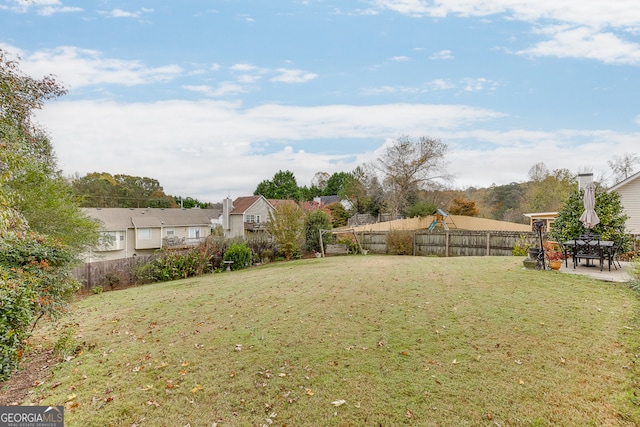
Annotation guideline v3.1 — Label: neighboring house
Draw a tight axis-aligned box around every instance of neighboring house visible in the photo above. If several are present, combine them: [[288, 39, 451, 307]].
[[523, 212, 558, 232], [84, 207, 221, 261], [222, 195, 276, 238], [313, 195, 354, 211], [609, 170, 640, 235]]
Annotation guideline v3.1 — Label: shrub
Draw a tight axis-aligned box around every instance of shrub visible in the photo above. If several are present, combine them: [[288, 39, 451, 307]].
[[336, 235, 357, 254], [245, 234, 275, 264], [387, 230, 414, 255], [223, 243, 252, 271], [53, 324, 78, 360], [0, 274, 36, 380], [304, 210, 333, 252], [512, 234, 532, 256], [0, 231, 80, 381]]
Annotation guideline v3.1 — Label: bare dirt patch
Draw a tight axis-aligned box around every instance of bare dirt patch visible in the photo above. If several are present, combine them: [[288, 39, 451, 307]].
[[0, 349, 56, 406]]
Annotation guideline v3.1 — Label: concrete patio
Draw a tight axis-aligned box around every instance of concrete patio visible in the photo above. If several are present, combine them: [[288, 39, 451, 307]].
[[554, 260, 635, 283]]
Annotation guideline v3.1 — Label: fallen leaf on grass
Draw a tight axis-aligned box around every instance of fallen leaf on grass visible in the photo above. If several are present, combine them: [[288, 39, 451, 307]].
[[139, 384, 154, 391], [191, 384, 203, 393], [146, 400, 160, 407], [406, 409, 414, 418], [518, 378, 525, 385], [305, 388, 314, 396], [332, 399, 346, 407]]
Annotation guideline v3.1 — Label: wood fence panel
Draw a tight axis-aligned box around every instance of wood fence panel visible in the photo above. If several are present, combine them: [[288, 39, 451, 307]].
[[361, 230, 537, 258], [73, 256, 153, 292], [357, 231, 388, 254]]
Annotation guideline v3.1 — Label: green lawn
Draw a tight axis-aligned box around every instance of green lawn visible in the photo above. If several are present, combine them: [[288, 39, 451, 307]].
[[20, 256, 640, 426]]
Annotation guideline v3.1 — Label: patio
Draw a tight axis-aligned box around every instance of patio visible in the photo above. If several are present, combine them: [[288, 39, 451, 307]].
[[554, 260, 635, 283]]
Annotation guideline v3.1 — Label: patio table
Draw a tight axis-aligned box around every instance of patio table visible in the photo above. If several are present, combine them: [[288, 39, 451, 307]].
[[563, 239, 614, 271]]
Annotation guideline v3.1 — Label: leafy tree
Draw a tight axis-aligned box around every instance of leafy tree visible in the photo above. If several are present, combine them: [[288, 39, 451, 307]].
[[550, 188, 629, 249], [485, 182, 526, 223], [373, 135, 449, 216], [345, 166, 385, 216], [72, 172, 176, 208], [521, 167, 576, 214], [1, 49, 93, 379], [326, 202, 350, 227], [298, 184, 323, 202], [255, 170, 300, 200], [406, 200, 437, 218], [448, 198, 479, 216], [324, 172, 352, 196], [70, 172, 121, 207], [304, 209, 332, 252], [267, 202, 305, 260]]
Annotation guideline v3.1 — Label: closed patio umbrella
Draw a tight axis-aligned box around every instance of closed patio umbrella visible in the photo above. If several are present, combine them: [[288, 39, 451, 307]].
[[579, 182, 600, 230]]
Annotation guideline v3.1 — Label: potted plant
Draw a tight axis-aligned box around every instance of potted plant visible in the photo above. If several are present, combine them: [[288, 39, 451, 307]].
[[543, 240, 564, 271]]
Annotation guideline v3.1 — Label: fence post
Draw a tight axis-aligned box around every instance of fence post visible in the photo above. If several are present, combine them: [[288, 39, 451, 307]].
[[87, 262, 92, 291], [486, 232, 491, 256], [445, 231, 450, 257]]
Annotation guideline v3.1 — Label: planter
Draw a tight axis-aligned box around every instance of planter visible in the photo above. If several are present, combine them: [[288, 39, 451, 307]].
[[522, 257, 537, 269], [549, 260, 562, 271], [528, 248, 541, 259]]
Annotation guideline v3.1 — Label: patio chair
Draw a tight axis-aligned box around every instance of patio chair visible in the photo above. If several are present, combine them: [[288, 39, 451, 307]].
[[573, 233, 604, 271], [610, 239, 624, 270]]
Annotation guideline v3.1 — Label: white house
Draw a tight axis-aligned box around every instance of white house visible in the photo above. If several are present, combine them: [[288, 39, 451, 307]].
[[83, 207, 221, 261], [221, 195, 276, 238], [609, 170, 640, 235]]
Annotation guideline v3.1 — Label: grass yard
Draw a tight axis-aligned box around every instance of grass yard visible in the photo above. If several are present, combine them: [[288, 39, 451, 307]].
[[13, 256, 640, 426]]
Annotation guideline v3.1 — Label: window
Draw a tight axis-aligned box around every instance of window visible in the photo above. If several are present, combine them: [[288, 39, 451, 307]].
[[189, 227, 201, 239], [100, 231, 125, 250], [245, 214, 261, 223], [166, 227, 175, 236], [137, 228, 152, 240]]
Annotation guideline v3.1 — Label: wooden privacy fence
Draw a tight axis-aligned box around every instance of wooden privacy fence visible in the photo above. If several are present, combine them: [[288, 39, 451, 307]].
[[73, 256, 153, 292], [358, 230, 538, 257]]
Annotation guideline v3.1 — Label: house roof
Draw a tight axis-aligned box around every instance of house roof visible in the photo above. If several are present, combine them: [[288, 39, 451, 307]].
[[523, 212, 558, 218], [230, 195, 282, 214], [609, 170, 640, 192], [83, 208, 221, 230], [230, 196, 261, 214]]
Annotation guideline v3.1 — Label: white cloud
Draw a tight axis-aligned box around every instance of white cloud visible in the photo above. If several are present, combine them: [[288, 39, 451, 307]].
[[270, 68, 318, 83], [14, 46, 182, 88], [390, 55, 410, 61], [38, 5, 82, 16], [372, 0, 640, 64], [462, 77, 498, 92], [230, 63, 261, 72], [34, 100, 503, 201], [182, 82, 248, 97], [428, 79, 455, 90], [102, 8, 154, 19], [518, 26, 640, 64], [2, 0, 81, 15], [430, 50, 454, 60]]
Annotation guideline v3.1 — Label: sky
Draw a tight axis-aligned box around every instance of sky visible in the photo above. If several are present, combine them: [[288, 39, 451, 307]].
[[2, 0, 640, 203]]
